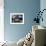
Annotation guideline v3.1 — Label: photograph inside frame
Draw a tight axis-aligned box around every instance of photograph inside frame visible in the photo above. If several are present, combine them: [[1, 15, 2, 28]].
[[10, 13, 24, 24]]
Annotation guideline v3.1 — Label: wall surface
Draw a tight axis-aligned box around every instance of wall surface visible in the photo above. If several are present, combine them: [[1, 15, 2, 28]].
[[40, 0, 46, 27], [4, 0, 40, 42], [0, 0, 4, 42]]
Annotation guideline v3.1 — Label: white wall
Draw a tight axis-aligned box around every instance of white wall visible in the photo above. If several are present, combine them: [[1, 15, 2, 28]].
[[0, 0, 4, 42], [40, 0, 46, 27]]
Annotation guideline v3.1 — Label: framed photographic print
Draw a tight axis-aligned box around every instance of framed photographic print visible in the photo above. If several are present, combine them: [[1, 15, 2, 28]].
[[10, 13, 24, 24]]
